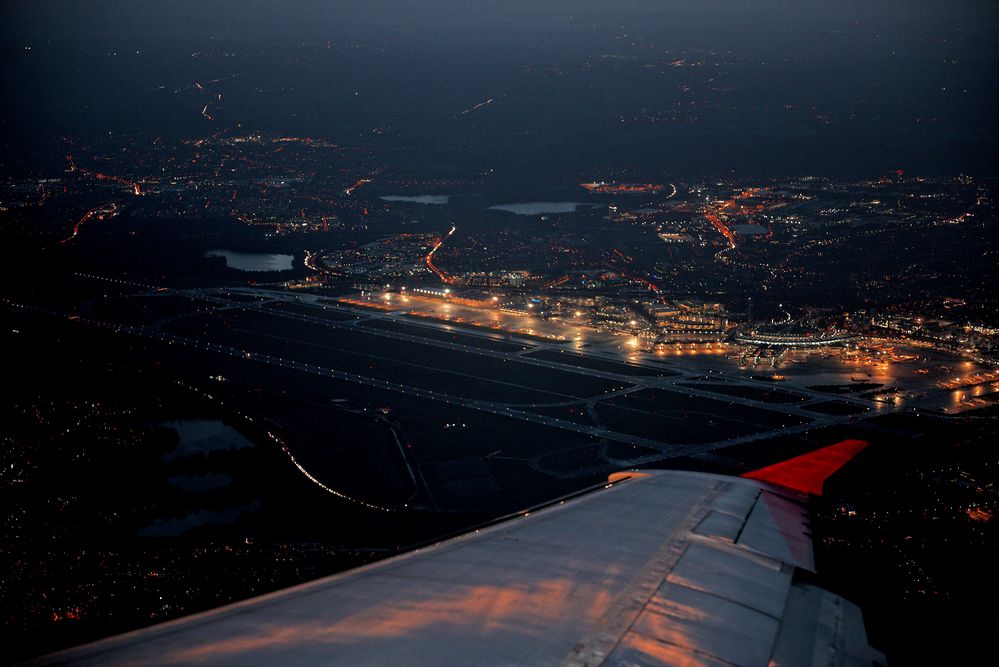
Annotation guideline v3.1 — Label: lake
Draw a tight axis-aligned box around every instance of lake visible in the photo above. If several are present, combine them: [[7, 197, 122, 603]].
[[168, 473, 233, 493], [205, 250, 295, 271], [380, 195, 450, 205], [161, 420, 257, 461], [488, 202, 592, 215], [138, 501, 262, 537]]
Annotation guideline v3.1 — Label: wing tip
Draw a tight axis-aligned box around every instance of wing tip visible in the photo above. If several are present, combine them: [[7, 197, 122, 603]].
[[740, 439, 869, 496]]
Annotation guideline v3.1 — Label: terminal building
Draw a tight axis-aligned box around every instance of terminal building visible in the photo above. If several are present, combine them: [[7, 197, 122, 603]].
[[645, 300, 730, 343], [735, 322, 855, 348]]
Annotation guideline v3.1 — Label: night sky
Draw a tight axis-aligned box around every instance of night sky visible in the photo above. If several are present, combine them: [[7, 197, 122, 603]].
[[2, 1, 997, 177]]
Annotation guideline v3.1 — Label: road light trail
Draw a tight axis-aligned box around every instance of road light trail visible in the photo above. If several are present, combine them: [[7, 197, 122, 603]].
[[60, 208, 100, 245], [66, 154, 143, 195], [59, 204, 120, 245], [426, 225, 456, 284], [461, 97, 494, 114], [344, 177, 373, 195], [705, 211, 736, 246]]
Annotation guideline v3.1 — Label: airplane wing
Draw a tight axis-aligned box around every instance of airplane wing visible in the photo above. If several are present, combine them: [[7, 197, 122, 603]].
[[37, 442, 883, 666]]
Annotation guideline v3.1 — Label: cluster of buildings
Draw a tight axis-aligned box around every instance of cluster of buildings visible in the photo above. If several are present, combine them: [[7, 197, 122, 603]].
[[377, 284, 733, 345], [643, 301, 730, 342], [865, 313, 999, 359], [735, 322, 855, 348], [318, 234, 437, 280]]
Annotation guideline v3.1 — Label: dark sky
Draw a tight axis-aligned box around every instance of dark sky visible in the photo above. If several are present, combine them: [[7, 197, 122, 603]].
[[2, 1, 996, 177], [0, 2, 992, 53], [3, 1, 996, 41]]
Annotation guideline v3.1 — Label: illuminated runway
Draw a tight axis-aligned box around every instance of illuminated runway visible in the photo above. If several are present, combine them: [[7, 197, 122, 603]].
[[6, 282, 961, 491], [114, 287, 890, 458], [181, 287, 872, 419], [42, 280, 969, 473]]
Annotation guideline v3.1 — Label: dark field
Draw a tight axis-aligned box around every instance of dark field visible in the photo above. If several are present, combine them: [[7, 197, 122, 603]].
[[359, 317, 531, 353], [402, 313, 569, 344], [803, 401, 871, 416], [525, 349, 678, 377], [263, 300, 363, 322], [89, 295, 214, 327], [215, 292, 270, 303], [596, 388, 812, 444], [603, 442, 663, 461], [534, 443, 616, 477], [159, 309, 629, 404], [142, 337, 594, 457], [525, 404, 599, 427], [676, 382, 810, 404], [809, 382, 883, 394]]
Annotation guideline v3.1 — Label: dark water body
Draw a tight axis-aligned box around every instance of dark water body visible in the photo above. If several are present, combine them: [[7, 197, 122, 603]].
[[380, 195, 450, 205], [138, 501, 261, 537], [161, 420, 256, 461], [488, 202, 594, 215], [204, 250, 294, 272], [168, 473, 233, 493]]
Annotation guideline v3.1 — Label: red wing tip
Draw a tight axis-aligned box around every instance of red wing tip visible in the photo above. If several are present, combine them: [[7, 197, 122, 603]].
[[741, 439, 869, 496]]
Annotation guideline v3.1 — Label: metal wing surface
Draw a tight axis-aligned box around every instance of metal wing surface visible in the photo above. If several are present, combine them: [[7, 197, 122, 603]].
[[37, 466, 883, 666]]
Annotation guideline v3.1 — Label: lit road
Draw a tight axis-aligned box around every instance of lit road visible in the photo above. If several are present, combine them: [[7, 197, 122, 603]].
[[425, 224, 456, 283]]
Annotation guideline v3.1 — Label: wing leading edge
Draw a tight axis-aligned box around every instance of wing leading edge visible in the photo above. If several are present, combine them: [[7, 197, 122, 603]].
[[36, 467, 882, 666]]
